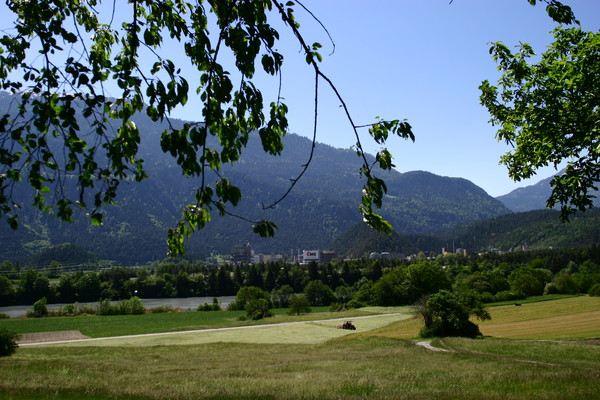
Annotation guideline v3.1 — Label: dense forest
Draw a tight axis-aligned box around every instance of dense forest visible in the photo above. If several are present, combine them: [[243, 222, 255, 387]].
[[2, 246, 599, 310]]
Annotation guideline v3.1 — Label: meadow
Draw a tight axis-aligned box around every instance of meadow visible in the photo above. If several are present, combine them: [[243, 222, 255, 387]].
[[0, 297, 598, 399]]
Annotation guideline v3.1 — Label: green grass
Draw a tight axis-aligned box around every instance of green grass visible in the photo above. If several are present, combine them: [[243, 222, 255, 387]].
[[0, 307, 381, 338], [478, 295, 600, 339], [1, 336, 599, 400], [0, 297, 599, 399]]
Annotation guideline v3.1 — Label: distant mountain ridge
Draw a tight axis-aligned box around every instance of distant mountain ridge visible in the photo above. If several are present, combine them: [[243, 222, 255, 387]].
[[441, 208, 600, 252], [0, 94, 511, 264], [497, 169, 600, 212]]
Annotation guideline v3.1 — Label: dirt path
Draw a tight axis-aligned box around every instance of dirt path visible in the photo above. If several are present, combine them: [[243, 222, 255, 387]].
[[415, 340, 454, 352]]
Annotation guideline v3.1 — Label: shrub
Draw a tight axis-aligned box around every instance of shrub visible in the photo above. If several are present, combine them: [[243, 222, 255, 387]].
[[31, 297, 48, 318], [197, 298, 221, 311], [544, 282, 559, 295], [97, 299, 118, 315], [493, 290, 525, 302], [197, 302, 220, 311], [0, 327, 19, 357], [589, 283, 600, 297], [245, 298, 273, 320], [0, 313, 9, 319], [119, 297, 145, 315], [148, 305, 176, 313], [229, 286, 271, 310], [62, 304, 76, 315], [345, 299, 365, 309], [98, 297, 145, 315]]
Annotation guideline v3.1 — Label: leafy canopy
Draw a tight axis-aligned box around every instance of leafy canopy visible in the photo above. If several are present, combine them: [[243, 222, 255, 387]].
[[480, 26, 599, 220], [0, 0, 413, 256]]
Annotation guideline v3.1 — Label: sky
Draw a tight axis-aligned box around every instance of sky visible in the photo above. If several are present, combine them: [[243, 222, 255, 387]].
[[163, 0, 599, 198], [2, 0, 599, 198]]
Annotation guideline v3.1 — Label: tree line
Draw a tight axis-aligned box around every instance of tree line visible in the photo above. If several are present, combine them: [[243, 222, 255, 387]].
[[1, 245, 599, 308]]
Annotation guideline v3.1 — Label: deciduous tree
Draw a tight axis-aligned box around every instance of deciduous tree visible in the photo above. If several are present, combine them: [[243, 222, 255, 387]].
[[480, 26, 599, 219]]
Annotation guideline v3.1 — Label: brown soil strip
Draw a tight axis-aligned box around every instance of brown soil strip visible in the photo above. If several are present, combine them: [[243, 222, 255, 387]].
[[18, 330, 90, 344]]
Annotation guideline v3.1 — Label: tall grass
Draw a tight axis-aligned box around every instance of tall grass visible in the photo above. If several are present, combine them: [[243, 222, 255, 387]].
[[1, 337, 598, 399], [0, 297, 598, 399]]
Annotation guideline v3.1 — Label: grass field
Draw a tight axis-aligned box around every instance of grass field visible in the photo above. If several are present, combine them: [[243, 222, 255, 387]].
[[0, 306, 402, 338], [0, 297, 598, 399]]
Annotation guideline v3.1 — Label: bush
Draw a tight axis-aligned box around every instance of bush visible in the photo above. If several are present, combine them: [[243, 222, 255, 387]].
[[197, 302, 220, 311], [31, 297, 48, 318], [544, 282, 559, 295], [119, 297, 145, 315], [0, 313, 9, 319], [229, 286, 271, 310], [62, 304, 76, 315], [97, 297, 145, 315], [0, 327, 19, 357], [493, 290, 525, 302], [97, 299, 118, 315], [589, 283, 600, 297], [197, 298, 221, 311], [345, 299, 365, 309], [245, 298, 273, 320]]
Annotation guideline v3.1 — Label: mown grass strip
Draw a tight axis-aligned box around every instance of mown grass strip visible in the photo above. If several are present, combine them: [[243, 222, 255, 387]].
[[0, 306, 383, 338], [51, 314, 411, 347]]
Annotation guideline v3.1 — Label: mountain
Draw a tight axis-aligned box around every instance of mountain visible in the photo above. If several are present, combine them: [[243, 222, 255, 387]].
[[326, 222, 421, 258], [441, 208, 600, 252], [0, 94, 511, 264], [497, 169, 600, 212]]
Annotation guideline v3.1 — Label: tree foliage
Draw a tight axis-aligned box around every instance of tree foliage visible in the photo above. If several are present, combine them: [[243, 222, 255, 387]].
[[418, 290, 490, 339], [287, 294, 311, 316], [480, 26, 599, 220], [0, 0, 413, 256], [0, 327, 19, 357]]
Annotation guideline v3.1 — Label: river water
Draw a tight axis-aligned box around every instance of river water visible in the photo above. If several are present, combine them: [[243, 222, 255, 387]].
[[0, 296, 236, 318]]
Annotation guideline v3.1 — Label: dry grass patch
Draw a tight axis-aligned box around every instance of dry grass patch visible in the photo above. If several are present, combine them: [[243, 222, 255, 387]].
[[479, 296, 600, 339], [45, 314, 411, 347]]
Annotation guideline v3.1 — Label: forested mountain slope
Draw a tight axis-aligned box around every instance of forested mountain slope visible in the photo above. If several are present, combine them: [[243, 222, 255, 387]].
[[442, 208, 600, 252], [497, 169, 600, 212], [0, 94, 511, 264]]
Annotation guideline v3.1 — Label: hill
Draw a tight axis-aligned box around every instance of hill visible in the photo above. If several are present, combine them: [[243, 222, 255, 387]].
[[442, 208, 600, 252], [326, 222, 421, 258], [0, 94, 511, 264], [497, 169, 600, 212]]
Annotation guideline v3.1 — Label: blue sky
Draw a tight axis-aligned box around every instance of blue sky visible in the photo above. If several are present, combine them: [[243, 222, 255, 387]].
[[172, 0, 600, 198]]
